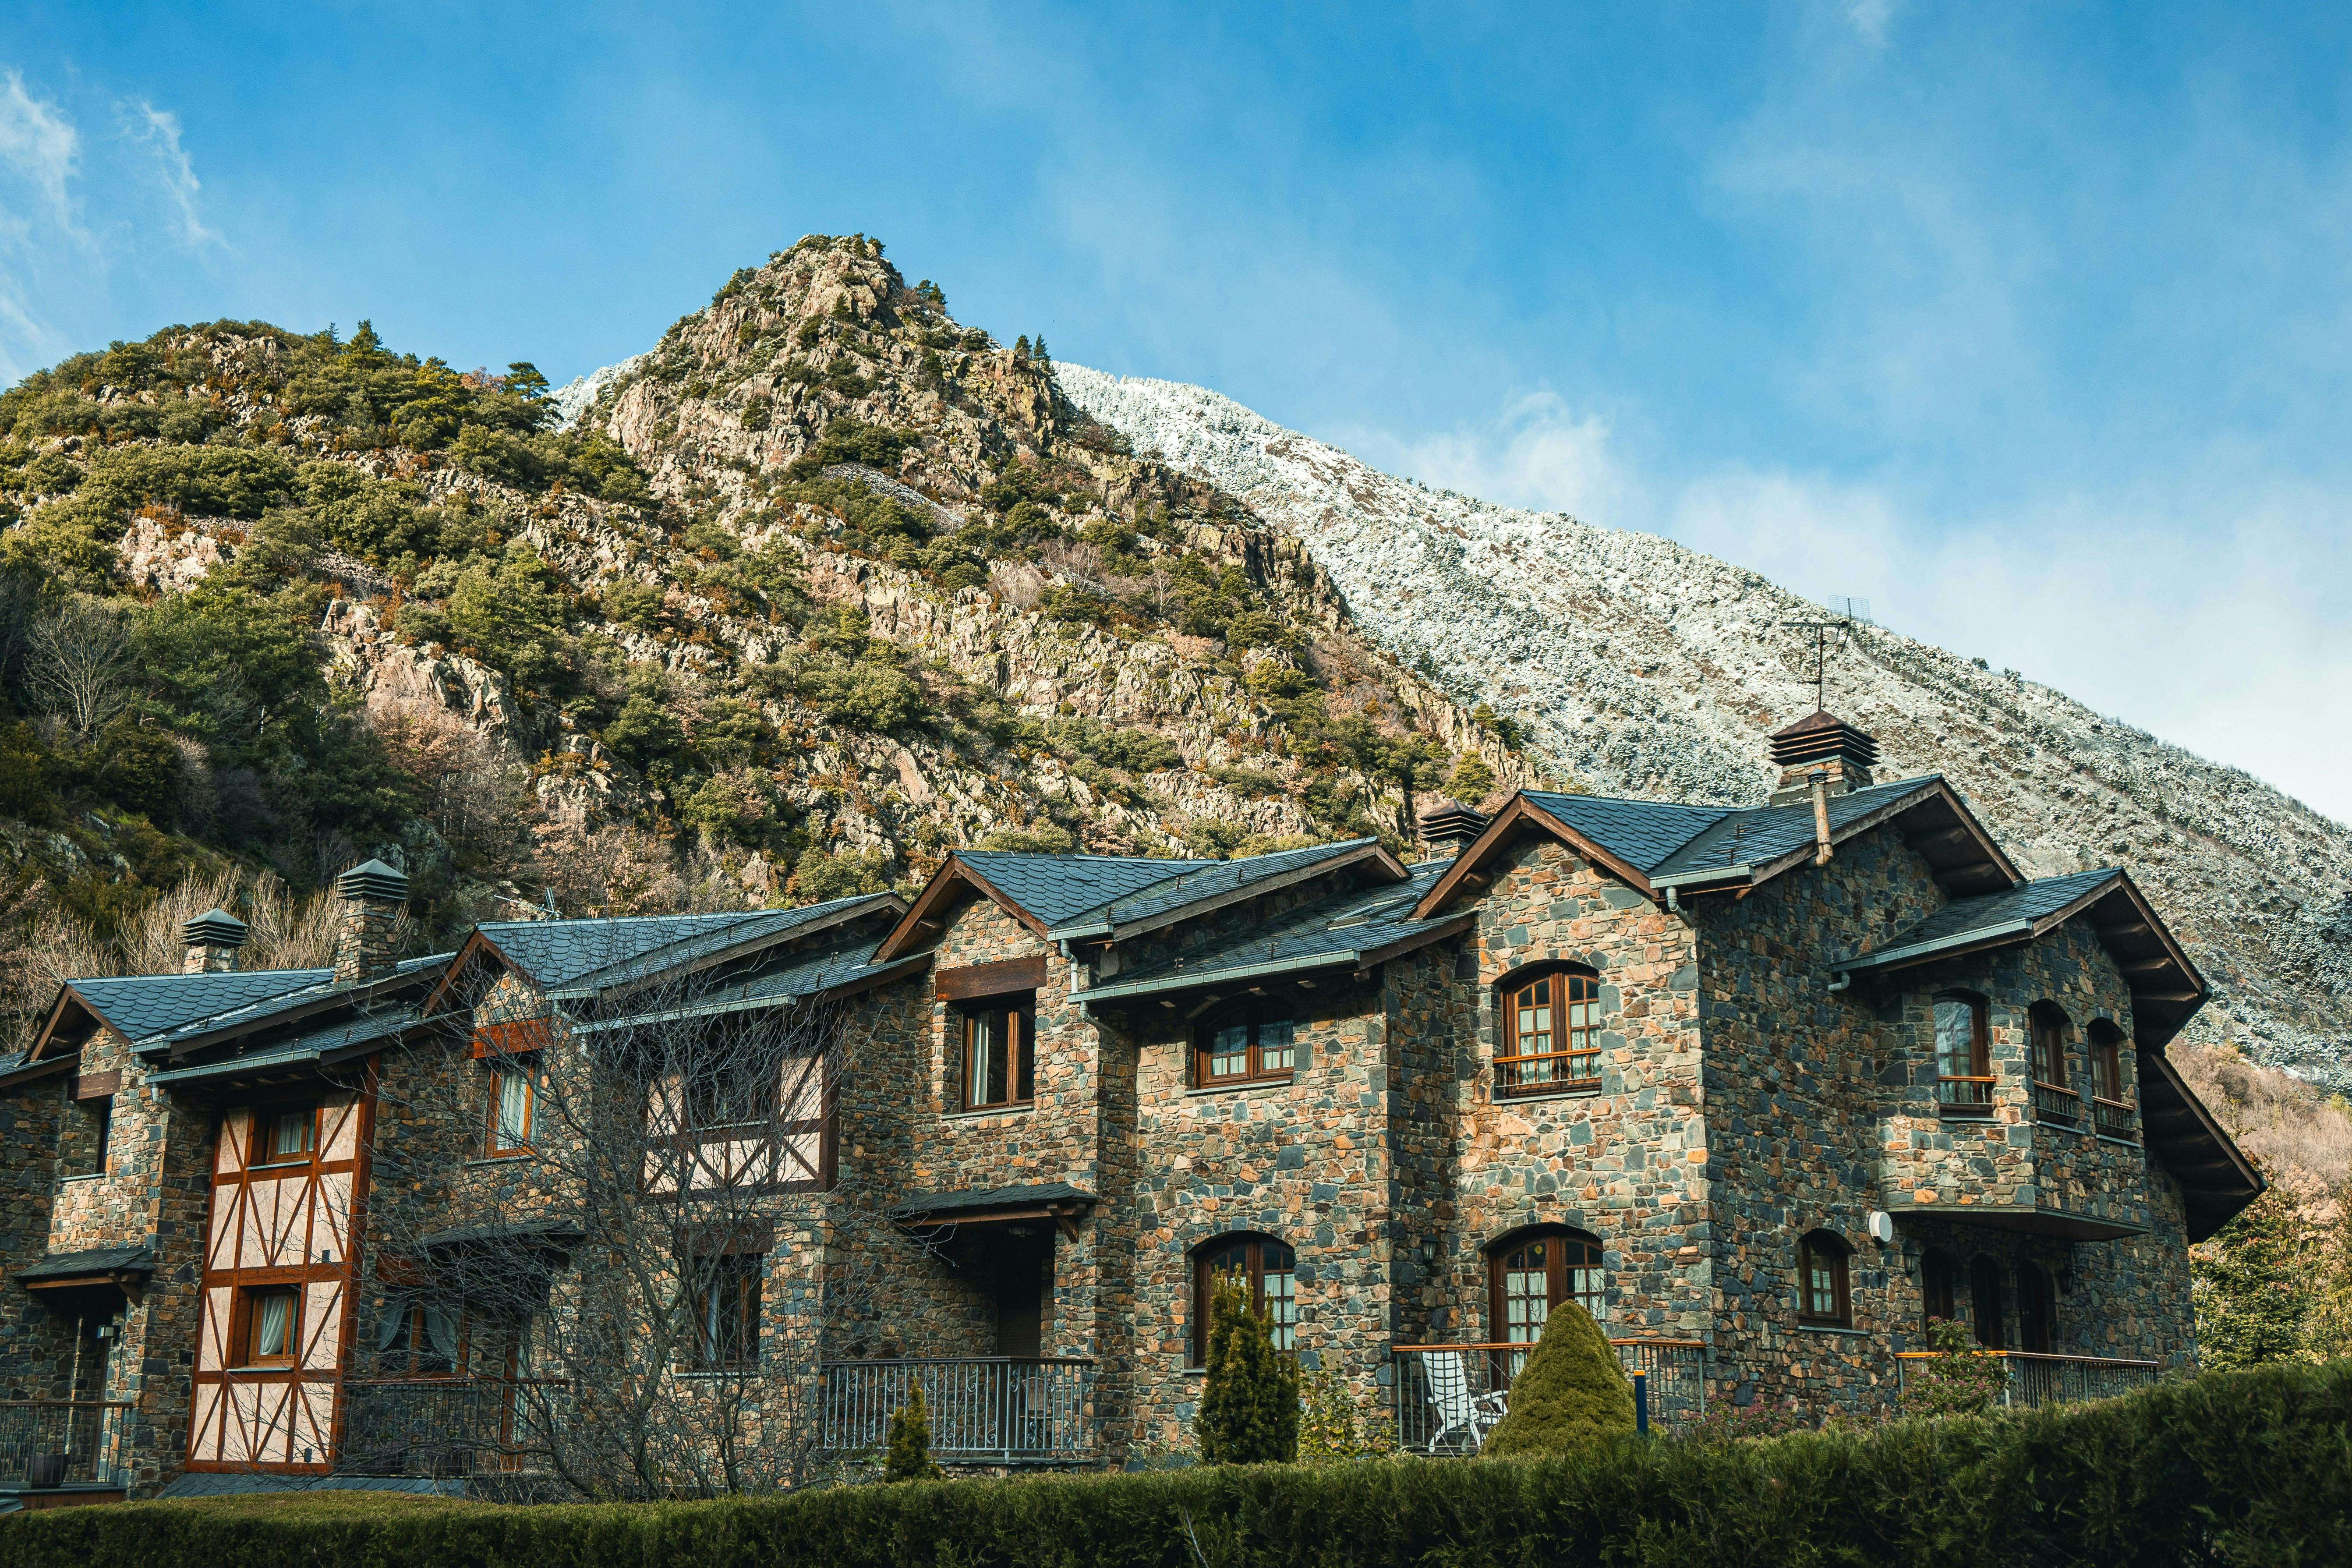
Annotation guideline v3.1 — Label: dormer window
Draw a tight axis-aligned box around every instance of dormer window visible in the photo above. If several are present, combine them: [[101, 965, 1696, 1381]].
[[1496, 966, 1601, 1096], [1194, 1006, 1296, 1088], [962, 998, 1036, 1111], [1932, 995, 1992, 1118]]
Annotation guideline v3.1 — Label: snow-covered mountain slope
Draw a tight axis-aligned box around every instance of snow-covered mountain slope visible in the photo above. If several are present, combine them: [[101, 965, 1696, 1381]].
[[1056, 364, 2352, 1083]]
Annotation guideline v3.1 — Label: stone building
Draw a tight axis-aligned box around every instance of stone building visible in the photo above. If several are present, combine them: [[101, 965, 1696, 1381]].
[[0, 715, 2260, 1500]]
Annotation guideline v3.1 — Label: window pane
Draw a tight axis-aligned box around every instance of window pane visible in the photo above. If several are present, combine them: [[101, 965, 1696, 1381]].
[[1256, 1019, 1295, 1074], [1503, 1241, 1548, 1342], [1210, 1022, 1250, 1079], [1015, 1011, 1035, 1101], [497, 1072, 531, 1147], [272, 1109, 312, 1159], [1263, 1254, 1296, 1352], [1513, 979, 1553, 1055], [254, 1293, 293, 1359]]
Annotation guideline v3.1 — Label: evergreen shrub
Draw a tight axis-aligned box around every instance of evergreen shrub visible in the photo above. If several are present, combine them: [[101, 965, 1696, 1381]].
[[1196, 1278, 1299, 1464], [1482, 1301, 1634, 1457]]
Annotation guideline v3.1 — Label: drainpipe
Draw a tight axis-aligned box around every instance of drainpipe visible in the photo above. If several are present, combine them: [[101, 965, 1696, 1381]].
[[1809, 769, 1833, 866]]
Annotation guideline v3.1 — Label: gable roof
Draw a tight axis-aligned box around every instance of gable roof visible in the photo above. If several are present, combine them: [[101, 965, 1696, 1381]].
[[1415, 777, 2021, 919], [32, 953, 450, 1065], [1076, 861, 1467, 1005], [2140, 1050, 2266, 1243], [566, 938, 928, 1036], [1047, 838, 1397, 941], [877, 849, 1212, 959]]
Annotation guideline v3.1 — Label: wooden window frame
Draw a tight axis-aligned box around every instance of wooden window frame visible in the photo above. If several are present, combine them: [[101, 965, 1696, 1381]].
[[2088, 1021, 2133, 1139], [1494, 966, 1602, 1097], [1921, 1248, 1957, 1326], [253, 1101, 319, 1168], [486, 1058, 536, 1157], [1932, 993, 1993, 1118], [1486, 1226, 1607, 1344], [1796, 1231, 1853, 1328], [241, 1285, 302, 1367], [689, 1253, 764, 1372], [2029, 1002, 2080, 1126], [960, 996, 1037, 1111], [1190, 1233, 1297, 1365], [1969, 1255, 2006, 1349], [1192, 1006, 1298, 1090], [2017, 1262, 2053, 1355], [63, 1085, 112, 1178]]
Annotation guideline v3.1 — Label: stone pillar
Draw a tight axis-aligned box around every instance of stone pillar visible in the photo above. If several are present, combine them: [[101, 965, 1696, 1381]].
[[331, 859, 409, 985]]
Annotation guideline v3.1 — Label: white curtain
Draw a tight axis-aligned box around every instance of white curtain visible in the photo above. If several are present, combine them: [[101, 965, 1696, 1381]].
[[497, 1071, 531, 1147], [253, 1293, 293, 1358]]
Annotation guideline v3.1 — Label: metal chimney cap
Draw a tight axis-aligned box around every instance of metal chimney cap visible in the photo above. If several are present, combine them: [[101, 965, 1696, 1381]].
[[336, 858, 409, 901], [179, 908, 249, 947]]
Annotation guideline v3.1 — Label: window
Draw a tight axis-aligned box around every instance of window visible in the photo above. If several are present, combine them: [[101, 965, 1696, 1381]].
[[1193, 1006, 1297, 1088], [691, 1254, 764, 1371], [487, 1062, 534, 1156], [962, 999, 1036, 1110], [1969, 1256, 2005, 1349], [1495, 967, 1601, 1096], [2018, 1263, 2053, 1355], [64, 1087, 111, 1177], [1192, 1234, 1296, 1364], [2089, 1021, 2133, 1138], [1921, 1248, 1956, 1326], [255, 1102, 317, 1165], [1797, 1231, 1852, 1327], [1933, 994, 1992, 1117], [245, 1288, 301, 1365], [378, 1300, 460, 1377], [1488, 1227, 1606, 1359], [2030, 1003, 2079, 1126]]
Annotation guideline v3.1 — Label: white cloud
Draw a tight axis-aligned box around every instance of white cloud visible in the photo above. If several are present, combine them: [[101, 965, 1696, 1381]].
[[1842, 0, 1897, 48], [0, 69, 83, 243], [122, 100, 221, 249]]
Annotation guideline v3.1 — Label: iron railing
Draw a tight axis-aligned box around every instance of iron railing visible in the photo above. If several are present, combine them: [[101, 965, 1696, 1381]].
[[1896, 1349, 2161, 1408], [2093, 1097, 2137, 1140], [1390, 1341, 1705, 1453], [0, 1400, 131, 1488], [2033, 1082, 2082, 1127], [1937, 1075, 1995, 1117], [1495, 1049, 1602, 1097], [338, 1379, 567, 1477], [817, 1359, 1093, 1463]]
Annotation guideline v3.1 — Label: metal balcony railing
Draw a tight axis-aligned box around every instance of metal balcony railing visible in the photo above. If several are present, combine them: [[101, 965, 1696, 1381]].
[[817, 1359, 1093, 1463], [2033, 1081, 2081, 1128], [337, 1379, 568, 1477], [1896, 1349, 2161, 1408], [1390, 1341, 1705, 1454], [1937, 1075, 1996, 1117], [0, 1400, 132, 1488], [2093, 1097, 2137, 1140]]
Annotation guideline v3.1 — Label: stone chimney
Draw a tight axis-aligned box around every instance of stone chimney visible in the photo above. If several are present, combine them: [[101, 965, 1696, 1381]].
[[180, 908, 248, 974], [1416, 798, 1490, 861], [332, 859, 409, 986], [1765, 711, 1880, 806]]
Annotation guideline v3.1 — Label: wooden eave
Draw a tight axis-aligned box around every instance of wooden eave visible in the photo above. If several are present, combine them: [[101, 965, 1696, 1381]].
[[0, 1048, 79, 1091], [1099, 842, 1404, 946], [875, 854, 1049, 961], [417, 925, 513, 1017], [1411, 795, 1656, 920], [2139, 1049, 2263, 1242], [22, 985, 103, 1063], [1748, 780, 2021, 897], [162, 961, 443, 1060]]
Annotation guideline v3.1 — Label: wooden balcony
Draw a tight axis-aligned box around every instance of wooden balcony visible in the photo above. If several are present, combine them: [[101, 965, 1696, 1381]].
[[1390, 1341, 1705, 1453]]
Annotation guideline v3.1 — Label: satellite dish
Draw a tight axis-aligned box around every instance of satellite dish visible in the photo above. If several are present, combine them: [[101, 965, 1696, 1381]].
[[1867, 1211, 1896, 1244]]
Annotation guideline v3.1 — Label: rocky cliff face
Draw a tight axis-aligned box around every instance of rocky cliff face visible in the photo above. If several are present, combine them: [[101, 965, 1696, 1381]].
[[1054, 366, 2352, 1084]]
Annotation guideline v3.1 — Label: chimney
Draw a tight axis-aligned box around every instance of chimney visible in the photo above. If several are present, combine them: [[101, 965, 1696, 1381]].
[[332, 859, 409, 986], [180, 908, 248, 974], [1416, 798, 1490, 861], [1766, 711, 1880, 806]]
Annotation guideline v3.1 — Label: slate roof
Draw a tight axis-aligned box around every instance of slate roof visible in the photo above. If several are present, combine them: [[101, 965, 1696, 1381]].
[[956, 851, 1217, 928], [477, 900, 882, 996], [67, 953, 449, 1055], [1050, 838, 1378, 937], [1838, 869, 2122, 970], [888, 1182, 1096, 1219], [1080, 862, 1459, 1002], [16, 1245, 155, 1280], [567, 938, 918, 1034], [144, 1004, 428, 1086], [1523, 791, 1735, 874], [1649, 776, 1944, 880]]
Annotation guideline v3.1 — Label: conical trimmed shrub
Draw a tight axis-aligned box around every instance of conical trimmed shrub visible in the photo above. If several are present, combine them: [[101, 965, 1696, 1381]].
[[1482, 1300, 1635, 1456], [1196, 1276, 1299, 1463], [883, 1379, 940, 1481]]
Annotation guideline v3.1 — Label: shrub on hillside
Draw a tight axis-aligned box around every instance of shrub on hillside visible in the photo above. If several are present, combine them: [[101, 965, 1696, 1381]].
[[1482, 1301, 1634, 1457]]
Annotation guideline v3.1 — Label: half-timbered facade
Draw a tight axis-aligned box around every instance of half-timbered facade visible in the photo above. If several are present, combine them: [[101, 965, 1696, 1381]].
[[1, 715, 2261, 1498]]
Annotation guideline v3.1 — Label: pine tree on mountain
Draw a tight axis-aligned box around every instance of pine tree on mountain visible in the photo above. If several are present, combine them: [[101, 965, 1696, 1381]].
[[1013, 335, 1031, 362], [1033, 336, 1051, 368], [1196, 1276, 1298, 1463]]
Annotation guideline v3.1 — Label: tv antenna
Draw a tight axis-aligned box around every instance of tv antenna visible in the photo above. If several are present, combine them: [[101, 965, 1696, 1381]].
[[1780, 598, 1871, 713]]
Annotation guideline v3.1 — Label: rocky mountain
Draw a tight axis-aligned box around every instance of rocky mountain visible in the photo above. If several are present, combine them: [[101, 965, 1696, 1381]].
[[1052, 366, 2352, 1084], [0, 237, 1534, 1026]]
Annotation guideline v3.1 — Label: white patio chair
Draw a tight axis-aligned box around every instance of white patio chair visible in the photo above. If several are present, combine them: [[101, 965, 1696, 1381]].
[[1421, 1351, 1507, 1453]]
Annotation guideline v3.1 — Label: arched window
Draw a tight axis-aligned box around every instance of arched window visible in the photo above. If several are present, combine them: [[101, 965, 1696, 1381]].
[[2029, 1003, 2078, 1126], [2017, 1262, 2053, 1355], [1191, 1233, 1296, 1364], [2089, 1020, 2131, 1138], [1486, 1227, 1606, 1347], [1932, 993, 1991, 1117], [1969, 1255, 2005, 1349], [1194, 1005, 1297, 1088], [1495, 966, 1602, 1096], [1797, 1231, 1852, 1327], [1921, 1248, 1956, 1327]]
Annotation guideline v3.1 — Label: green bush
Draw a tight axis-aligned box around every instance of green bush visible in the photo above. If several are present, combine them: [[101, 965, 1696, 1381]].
[[884, 1383, 941, 1483], [1196, 1277, 1298, 1465], [1482, 1301, 1634, 1457], [3, 1363, 2348, 1567]]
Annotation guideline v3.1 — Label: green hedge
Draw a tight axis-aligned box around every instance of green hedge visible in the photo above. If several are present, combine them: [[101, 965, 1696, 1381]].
[[8, 1363, 2349, 1568]]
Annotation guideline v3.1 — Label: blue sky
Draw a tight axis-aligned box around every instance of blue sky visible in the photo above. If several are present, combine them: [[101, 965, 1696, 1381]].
[[3, 1, 2348, 819]]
